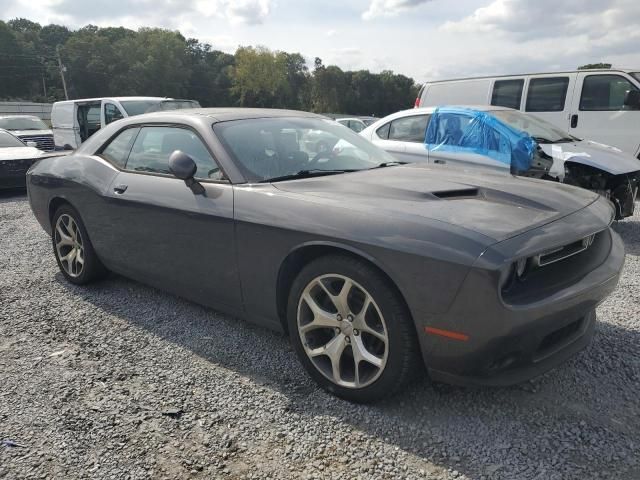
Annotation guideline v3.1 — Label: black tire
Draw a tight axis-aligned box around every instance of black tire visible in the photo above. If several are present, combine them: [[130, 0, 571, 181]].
[[51, 204, 107, 285], [287, 254, 421, 403]]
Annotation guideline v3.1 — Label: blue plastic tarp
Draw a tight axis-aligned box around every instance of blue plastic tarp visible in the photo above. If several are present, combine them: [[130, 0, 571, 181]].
[[424, 107, 537, 173]]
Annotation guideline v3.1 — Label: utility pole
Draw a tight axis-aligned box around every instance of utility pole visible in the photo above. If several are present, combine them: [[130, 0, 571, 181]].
[[56, 45, 69, 100]]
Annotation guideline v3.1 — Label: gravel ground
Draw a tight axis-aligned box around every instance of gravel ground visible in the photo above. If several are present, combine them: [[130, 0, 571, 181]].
[[1, 191, 639, 480]]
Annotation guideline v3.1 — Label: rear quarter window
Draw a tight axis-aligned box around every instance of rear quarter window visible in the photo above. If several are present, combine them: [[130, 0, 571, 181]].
[[491, 79, 524, 109]]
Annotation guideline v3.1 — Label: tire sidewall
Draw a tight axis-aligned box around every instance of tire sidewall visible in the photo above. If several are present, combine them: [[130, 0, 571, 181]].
[[287, 255, 416, 402]]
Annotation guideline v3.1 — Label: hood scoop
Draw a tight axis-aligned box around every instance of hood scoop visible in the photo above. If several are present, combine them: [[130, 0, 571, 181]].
[[431, 188, 480, 200]]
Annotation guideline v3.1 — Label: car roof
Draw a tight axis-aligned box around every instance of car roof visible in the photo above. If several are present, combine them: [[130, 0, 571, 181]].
[[139, 107, 323, 123], [53, 96, 177, 105]]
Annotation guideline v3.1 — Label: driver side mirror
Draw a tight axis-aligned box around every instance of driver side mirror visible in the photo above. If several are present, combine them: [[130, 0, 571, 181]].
[[623, 90, 640, 109], [169, 150, 204, 195]]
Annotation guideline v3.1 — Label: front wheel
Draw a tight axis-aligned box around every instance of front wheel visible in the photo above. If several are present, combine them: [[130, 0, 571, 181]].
[[52, 204, 107, 285], [287, 255, 421, 402]]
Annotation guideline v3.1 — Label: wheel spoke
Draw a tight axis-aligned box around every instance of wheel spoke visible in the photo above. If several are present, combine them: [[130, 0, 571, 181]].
[[300, 292, 340, 334], [352, 298, 387, 341], [324, 335, 347, 383], [55, 225, 74, 247], [316, 278, 353, 315], [352, 335, 383, 368]]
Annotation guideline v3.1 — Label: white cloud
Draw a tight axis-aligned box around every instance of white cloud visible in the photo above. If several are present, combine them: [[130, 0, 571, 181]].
[[326, 29, 336, 37], [362, 0, 433, 20], [195, 0, 271, 25]]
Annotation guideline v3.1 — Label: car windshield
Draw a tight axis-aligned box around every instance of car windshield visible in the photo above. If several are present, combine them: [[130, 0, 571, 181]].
[[0, 130, 25, 147], [0, 116, 48, 131], [120, 100, 199, 116], [490, 110, 576, 143], [214, 117, 399, 182]]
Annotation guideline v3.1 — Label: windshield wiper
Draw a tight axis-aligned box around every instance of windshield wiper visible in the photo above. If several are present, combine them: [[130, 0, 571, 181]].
[[370, 161, 408, 169], [260, 169, 358, 183]]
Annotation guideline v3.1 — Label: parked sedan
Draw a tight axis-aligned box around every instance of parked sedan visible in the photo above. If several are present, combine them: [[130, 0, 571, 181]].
[[0, 115, 55, 151], [0, 129, 66, 189], [27, 108, 624, 402], [361, 106, 640, 219]]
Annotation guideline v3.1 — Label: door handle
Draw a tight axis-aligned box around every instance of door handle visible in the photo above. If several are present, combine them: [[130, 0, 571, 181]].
[[433, 159, 446, 164], [570, 114, 579, 128], [113, 184, 128, 194]]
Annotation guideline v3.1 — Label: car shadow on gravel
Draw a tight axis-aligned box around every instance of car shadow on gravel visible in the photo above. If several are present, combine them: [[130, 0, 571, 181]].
[[56, 269, 640, 480], [0, 188, 27, 202], [612, 218, 640, 256]]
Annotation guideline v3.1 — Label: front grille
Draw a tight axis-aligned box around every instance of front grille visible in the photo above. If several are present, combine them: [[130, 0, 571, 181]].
[[17, 134, 54, 152]]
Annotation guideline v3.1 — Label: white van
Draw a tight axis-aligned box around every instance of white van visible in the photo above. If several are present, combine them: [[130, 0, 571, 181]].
[[51, 97, 201, 149], [416, 69, 640, 157]]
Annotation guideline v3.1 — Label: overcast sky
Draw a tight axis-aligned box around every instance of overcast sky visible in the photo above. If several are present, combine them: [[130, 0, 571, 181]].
[[2, 0, 639, 82]]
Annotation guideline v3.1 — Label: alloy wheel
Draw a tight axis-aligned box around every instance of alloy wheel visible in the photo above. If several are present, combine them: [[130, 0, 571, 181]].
[[297, 274, 389, 389], [54, 214, 84, 278]]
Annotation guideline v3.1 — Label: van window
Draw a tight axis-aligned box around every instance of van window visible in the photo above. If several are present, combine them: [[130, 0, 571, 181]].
[[104, 103, 124, 125], [98, 127, 139, 168], [579, 74, 639, 111], [491, 79, 524, 109], [126, 126, 222, 180], [525, 77, 570, 112], [388, 115, 430, 143]]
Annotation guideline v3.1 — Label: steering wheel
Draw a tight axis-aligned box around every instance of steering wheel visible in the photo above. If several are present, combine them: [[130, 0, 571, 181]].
[[308, 150, 334, 168]]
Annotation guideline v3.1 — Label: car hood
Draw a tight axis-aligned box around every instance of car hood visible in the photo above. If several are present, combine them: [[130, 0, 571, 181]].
[[0, 146, 43, 160], [274, 164, 601, 242], [541, 139, 640, 177], [11, 129, 53, 137]]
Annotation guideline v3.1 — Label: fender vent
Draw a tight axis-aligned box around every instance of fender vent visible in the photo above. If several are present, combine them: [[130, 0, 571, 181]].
[[432, 188, 479, 200]]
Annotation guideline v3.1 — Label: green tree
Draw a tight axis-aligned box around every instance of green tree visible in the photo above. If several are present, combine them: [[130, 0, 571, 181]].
[[578, 63, 612, 70]]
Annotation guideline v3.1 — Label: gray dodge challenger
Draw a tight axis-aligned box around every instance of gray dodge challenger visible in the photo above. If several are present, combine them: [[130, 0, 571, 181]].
[[26, 108, 625, 402]]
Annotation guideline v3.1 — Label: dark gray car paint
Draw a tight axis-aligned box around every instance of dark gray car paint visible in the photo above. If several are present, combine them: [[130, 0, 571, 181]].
[[27, 108, 624, 385]]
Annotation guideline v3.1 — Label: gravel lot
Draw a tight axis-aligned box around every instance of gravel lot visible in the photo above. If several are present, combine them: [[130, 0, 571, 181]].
[[1, 191, 639, 480]]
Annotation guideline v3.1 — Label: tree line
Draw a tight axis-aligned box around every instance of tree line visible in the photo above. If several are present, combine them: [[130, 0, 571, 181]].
[[0, 18, 418, 116]]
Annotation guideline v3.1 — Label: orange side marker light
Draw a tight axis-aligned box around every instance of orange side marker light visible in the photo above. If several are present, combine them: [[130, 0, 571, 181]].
[[424, 326, 469, 342]]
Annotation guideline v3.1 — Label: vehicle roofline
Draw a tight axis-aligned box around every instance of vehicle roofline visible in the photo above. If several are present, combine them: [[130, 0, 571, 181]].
[[422, 68, 639, 85]]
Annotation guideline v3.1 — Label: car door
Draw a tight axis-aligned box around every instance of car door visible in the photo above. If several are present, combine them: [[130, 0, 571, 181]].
[[101, 101, 126, 127], [100, 124, 241, 311], [426, 111, 510, 173], [372, 114, 430, 163], [570, 72, 640, 156]]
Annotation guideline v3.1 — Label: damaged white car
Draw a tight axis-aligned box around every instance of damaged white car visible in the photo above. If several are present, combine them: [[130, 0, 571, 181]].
[[361, 106, 640, 219]]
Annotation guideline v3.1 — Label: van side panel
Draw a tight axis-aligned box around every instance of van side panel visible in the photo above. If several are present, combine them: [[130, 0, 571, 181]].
[[521, 73, 577, 133], [421, 79, 491, 107]]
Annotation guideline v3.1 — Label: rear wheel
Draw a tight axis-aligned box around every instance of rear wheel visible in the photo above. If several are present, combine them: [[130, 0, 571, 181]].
[[52, 205, 107, 285], [287, 255, 421, 402]]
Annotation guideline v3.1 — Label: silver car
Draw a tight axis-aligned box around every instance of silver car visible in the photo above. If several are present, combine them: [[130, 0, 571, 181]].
[[361, 106, 640, 218]]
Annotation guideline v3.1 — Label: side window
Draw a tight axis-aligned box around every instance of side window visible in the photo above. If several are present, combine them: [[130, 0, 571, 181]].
[[580, 74, 639, 111], [376, 123, 390, 139], [491, 79, 524, 109], [432, 113, 474, 147], [525, 77, 570, 112], [388, 115, 431, 142], [98, 127, 139, 168], [126, 126, 223, 180], [350, 121, 365, 133], [104, 103, 124, 125]]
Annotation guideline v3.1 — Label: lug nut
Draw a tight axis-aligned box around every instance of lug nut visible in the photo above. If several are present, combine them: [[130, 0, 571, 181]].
[[353, 329, 359, 336], [336, 314, 342, 321], [347, 315, 353, 322], [335, 327, 341, 334], [345, 336, 351, 344]]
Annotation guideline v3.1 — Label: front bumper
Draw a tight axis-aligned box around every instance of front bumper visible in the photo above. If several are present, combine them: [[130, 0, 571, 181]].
[[0, 158, 35, 189], [418, 200, 625, 387]]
